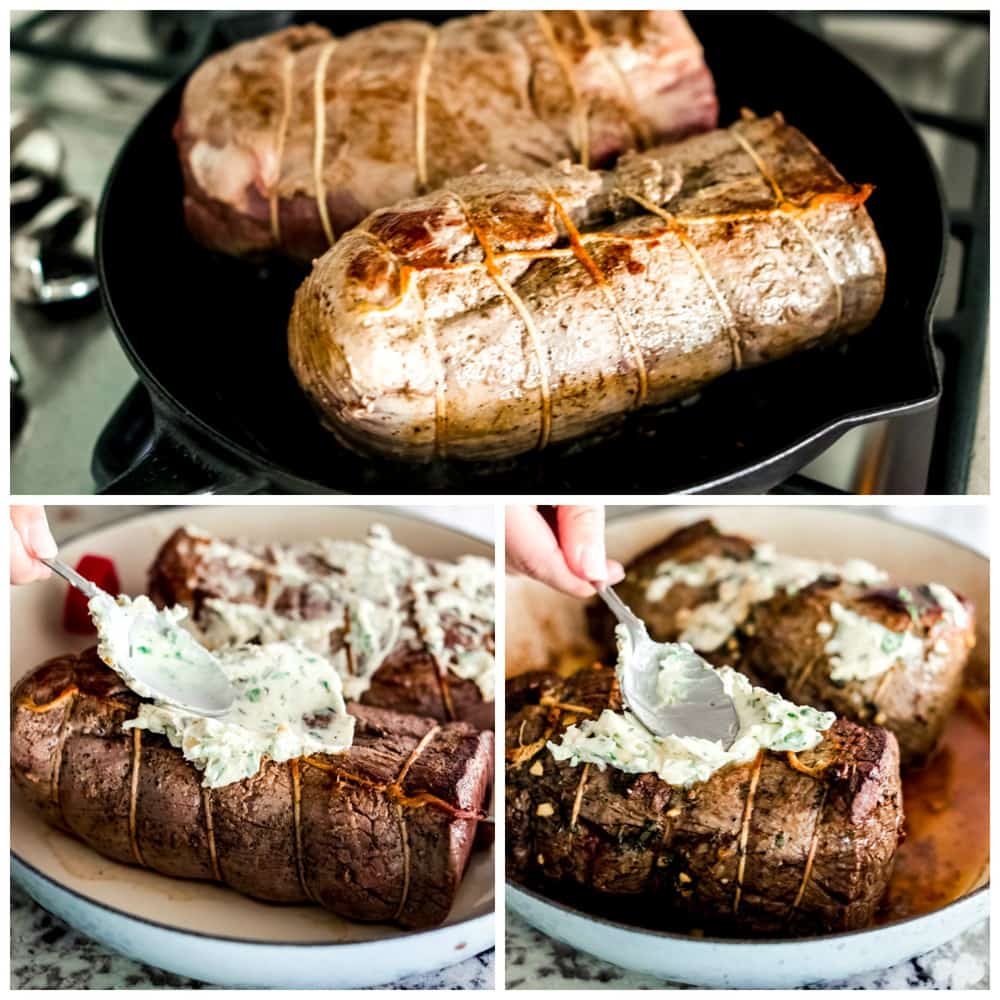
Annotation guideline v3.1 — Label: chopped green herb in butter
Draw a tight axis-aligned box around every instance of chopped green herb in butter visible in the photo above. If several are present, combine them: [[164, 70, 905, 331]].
[[187, 525, 494, 702], [125, 641, 354, 788], [549, 632, 835, 788]]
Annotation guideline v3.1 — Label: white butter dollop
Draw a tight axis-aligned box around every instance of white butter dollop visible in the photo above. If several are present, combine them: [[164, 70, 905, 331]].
[[187, 525, 495, 702], [124, 641, 354, 789], [823, 602, 925, 683], [548, 633, 835, 788], [820, 582, 969, 683]]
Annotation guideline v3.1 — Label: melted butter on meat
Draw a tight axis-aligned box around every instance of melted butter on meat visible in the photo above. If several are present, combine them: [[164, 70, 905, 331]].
[[125, 641, 354, 789], [185, 524, 495, 701], [645, 543, 886, 651]]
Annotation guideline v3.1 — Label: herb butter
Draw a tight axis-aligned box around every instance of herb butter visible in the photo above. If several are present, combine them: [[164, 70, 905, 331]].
[[125, 641, 354, 788], [89, 592, 355, 789], [187, 525, 495, 702], [549, 640, 835, 788], [646, 544, 886, 651], [819, 582, 968, 683], [823, 602, 925, 683]]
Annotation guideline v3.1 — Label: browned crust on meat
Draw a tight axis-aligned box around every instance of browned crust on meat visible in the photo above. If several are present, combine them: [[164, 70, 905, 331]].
[[147, 526, 493, 731], [588, 519, 975, 767], [13, 648, 493, 929], [288, 113, 884, 463], [505, 664, 903, 936], [175, 13, 718, 261]]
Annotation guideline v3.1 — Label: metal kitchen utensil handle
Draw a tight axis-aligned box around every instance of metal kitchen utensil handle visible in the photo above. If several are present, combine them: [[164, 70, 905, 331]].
[[42, 556, 236, 716], [595, 582, 739, 749], [41, 557, 101, 599], [596, 584, 646, 636]]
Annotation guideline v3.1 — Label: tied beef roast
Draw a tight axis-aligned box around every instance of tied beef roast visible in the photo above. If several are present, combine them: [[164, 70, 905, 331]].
[[12, 648, 493, 930], [506, 664, 904, 936], [147, 526, 494, 731], [175, 11, 717, 261], [289, 112, 886, 462], [588, 521, 975, 767]]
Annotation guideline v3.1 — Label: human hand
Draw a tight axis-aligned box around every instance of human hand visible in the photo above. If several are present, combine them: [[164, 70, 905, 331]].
[[505, 505, 624, 598], [10, 505, 57, 584]]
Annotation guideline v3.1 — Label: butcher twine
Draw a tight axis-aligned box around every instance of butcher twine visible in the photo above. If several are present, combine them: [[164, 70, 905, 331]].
[[575, 10, 651, 150], [619, 187, 744, 371], [534, 12, 590, 167], [269, 50, 295, 249], [729, 123, 846, 332], [312, 40, 340, 246], [543, 182, 650, 409], [506, 663, 830, 919], [413, 26, 438, 190], [447, 188, 555, 452]]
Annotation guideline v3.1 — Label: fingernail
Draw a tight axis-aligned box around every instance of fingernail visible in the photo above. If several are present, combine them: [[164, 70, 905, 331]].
[[580, 544, 608, 582], [607, 560, 626, 584], [28, 517, 57, 559]]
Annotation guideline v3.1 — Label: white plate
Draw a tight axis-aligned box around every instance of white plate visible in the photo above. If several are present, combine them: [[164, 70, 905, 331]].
[[11, 505, 495, 988], [506, 505, 989, 989]]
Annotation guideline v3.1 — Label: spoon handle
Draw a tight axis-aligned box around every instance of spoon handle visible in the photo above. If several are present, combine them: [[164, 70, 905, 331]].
[[595, 584, 646, 635], [41, 557, 102, 599]]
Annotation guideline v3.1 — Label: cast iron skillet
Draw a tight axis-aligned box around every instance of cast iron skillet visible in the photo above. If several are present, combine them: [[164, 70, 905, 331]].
[[94, 11, 945, 494]]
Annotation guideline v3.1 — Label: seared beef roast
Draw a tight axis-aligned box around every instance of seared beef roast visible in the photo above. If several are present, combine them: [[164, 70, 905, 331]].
[[506, 664, 903, 936], [176, 11, 717, 260], [289, 112, 886, 462], [589, 521, 974, 767], [13, 648, 493, 929], [147, 526, 494, 731]]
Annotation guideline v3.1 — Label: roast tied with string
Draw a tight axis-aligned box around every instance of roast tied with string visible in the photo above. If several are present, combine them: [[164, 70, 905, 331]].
[[12, 648, 493, 929], [175, 11, 717, 261], [587, 520, 975, 768], [288, 112, 886, 462], [147, 525, 495, 731], [506, 664, 903, 936]]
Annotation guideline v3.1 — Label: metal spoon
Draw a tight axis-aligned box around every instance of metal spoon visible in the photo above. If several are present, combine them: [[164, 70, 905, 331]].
[[596, 584, 739, 748], [42, 557, 236, 716]]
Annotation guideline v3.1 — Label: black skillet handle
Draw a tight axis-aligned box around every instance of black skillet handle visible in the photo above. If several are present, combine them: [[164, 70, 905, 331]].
[[92, 382, 265, 495]]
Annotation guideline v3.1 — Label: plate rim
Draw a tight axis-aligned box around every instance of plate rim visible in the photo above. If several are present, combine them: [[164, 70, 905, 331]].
[[505, 878, 988, 949], [13, 853, 493, 949]]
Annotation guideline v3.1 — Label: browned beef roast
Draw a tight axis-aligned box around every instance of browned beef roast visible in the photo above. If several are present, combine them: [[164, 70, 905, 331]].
[[175, 11, 717, 261], [588, 520, 975, 767], [147, 526, 494, 731], [506, 664, 903, 936], [12, 648, 493, 929], [288, 112, 886, 462]]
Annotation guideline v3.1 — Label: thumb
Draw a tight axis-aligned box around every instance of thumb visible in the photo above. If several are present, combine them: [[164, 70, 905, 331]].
[[556, 506, 609, 584], [11, 505, 57, 560]]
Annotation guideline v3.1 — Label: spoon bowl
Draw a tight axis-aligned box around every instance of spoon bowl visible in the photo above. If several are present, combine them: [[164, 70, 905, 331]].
[[125, 605, 235, 716], [42, 557, 236, 716], [596, 584, 739, 748]]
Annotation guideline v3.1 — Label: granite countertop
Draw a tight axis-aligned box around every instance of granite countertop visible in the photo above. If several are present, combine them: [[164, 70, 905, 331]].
[[506, 911, 988, 990], [11, 885, 493, 989]]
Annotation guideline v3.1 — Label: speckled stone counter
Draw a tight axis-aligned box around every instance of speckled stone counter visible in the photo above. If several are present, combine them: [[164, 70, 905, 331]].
[[506, 911, 988, 990], [11, 884, 494, 989]]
